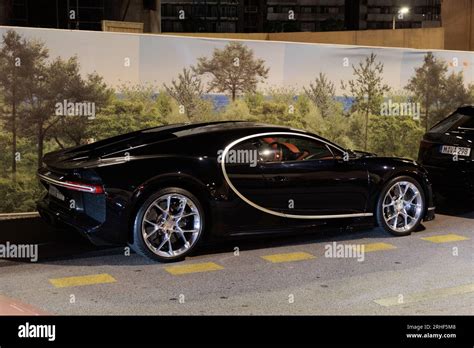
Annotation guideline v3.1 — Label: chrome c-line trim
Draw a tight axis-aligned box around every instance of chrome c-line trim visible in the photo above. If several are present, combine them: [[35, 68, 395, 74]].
[[220, 131, 373, 220]]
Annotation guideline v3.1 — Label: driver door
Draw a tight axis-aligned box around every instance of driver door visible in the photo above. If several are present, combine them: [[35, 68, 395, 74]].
[[257, 134, 369, 216]]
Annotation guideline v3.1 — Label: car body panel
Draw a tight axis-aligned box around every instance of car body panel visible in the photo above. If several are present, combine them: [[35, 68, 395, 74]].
[[418, 106, 474, 197], [37, 121, 435, 246]]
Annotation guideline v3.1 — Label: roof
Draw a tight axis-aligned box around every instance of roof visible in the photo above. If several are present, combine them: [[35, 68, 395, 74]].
[[142, 121, 295, 137], [457, 105, 474, 116]]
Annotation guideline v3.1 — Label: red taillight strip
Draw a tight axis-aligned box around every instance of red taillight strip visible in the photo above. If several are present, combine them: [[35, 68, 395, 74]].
[[37, 173, 104, 194]]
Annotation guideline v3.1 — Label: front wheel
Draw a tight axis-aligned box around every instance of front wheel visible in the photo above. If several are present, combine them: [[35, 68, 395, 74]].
[[131, 187, 204, 262], [376, 176, 425, 236]]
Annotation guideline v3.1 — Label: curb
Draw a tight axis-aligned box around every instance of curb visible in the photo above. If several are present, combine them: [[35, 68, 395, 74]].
[[0, 212, 40, 221]]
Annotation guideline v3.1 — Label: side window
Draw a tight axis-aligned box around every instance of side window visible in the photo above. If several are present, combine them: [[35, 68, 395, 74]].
[[256, 135, 335, 163], [223, 139, 260, 168]]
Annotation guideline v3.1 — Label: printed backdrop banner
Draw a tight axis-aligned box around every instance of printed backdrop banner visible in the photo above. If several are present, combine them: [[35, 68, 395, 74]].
[[0, 26, 473, 213]]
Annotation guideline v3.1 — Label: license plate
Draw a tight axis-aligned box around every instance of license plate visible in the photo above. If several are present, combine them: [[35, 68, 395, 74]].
[[440, 145, 471, 157], [49, 185, 65, 201]]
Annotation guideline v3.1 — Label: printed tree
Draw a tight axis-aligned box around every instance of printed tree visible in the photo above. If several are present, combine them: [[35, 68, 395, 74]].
[[0, 30, 48, 178], [22, 56, 112, 166], [406, 52, 474, 130], [341, 53, 390, 151], [164, 68, 205, 120], [304, 73, 337, 118], [193, 42, 269, 101], [0, 30, 112, 172], [405, 52, 447, 131]]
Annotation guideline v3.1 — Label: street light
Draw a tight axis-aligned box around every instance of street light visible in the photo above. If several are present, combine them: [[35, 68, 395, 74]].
[[393, 7, 410, 30]]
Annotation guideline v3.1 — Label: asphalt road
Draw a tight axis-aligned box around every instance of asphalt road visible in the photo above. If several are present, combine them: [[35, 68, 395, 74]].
[[0, 202, 473, 315]]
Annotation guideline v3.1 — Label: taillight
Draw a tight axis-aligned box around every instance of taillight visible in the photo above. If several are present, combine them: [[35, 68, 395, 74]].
[[62, 181, 104, 194], [419, 139, 432, 150], [38, 173, 104, 194]]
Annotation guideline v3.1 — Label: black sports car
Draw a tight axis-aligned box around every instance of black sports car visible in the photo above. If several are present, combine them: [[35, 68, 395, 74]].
[[418, 105, 474, 199], [37, 121, 435, 262]]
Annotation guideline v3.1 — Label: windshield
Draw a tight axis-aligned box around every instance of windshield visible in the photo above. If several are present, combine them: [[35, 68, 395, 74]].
[[430, 112, 474, 133]]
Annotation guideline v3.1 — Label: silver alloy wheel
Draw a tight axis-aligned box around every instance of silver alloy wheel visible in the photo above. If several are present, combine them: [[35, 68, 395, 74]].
[[382, 181, 423, 233], [141, 193, 202, 258]]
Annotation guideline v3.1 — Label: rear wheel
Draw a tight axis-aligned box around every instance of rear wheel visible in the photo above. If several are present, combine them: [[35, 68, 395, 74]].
[[376, 176, 425, 236], [131, 187, 204, 262]]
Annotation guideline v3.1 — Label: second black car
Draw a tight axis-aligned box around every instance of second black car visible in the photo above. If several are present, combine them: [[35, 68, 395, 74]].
[[419, 105, 474, 200]]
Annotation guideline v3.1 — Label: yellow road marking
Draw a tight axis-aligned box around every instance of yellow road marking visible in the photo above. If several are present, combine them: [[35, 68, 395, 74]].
[[165, 262, 224, 275], [374, 283, 474, 307], [49, 273, 116, 288], [261, 252, 315, 263], [421, 234, 469, 243], [358, 242, 397, 253]]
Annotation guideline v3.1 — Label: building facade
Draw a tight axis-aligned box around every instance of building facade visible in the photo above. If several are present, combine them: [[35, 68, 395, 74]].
[[0, 0, 441, 33], [161, 0, 244, 33], [0, 0, 161, 32], [361, 0, 441, 30], [263, 0, 441, 32]]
